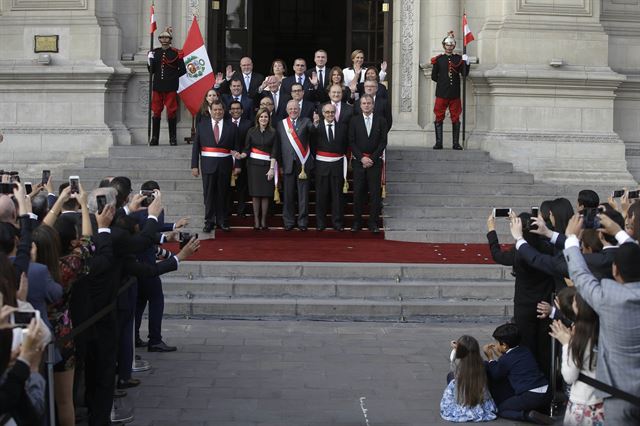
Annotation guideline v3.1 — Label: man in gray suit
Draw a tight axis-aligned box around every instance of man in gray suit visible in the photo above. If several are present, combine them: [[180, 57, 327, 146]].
[[563, 214, 640, 425], [274, 100, 319, 230]]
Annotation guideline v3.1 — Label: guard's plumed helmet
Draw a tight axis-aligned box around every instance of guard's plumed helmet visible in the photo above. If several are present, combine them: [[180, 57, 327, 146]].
[[442, 31, 456, 47], [158, 27, 173, 40]]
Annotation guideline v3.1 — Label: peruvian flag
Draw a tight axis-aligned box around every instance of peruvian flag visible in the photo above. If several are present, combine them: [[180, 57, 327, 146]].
[[178, 17, 214, 115], [463, 14, 474, 46], [149, 5, 157, 34]]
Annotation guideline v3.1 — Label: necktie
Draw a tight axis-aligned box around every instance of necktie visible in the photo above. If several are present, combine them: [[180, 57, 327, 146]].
[[327, 123, 334, 143], [365, 116, 371, 137], [214, 121, 220, 144], [293, 119, 297, 128], [234, 96, 240, 101], [318, 69, 324, 88], [297, 76, 302, 85], [233, 119, 239, 127], [273, 92, 278, 110], [244, 74, 250, 88], [334, 102, 340, 122]]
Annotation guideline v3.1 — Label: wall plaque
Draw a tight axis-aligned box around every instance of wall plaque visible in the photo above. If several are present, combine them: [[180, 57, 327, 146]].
[[34, 35, 59, 53]]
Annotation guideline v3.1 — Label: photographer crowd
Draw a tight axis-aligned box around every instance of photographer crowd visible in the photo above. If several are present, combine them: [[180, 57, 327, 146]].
[[440, 189, 640, 425], [0, 171, 200, 425]]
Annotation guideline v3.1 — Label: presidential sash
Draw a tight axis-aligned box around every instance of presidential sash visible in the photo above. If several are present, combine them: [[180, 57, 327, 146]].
[[284, 117, 309, 179]]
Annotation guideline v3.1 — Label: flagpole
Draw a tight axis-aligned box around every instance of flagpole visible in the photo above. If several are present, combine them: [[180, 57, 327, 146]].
[[462, 10, 467, 148], [147, 1, 155, 144]]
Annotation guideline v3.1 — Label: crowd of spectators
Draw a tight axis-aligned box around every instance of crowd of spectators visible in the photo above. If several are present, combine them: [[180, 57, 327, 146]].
[[0, 171, 199, 425], [440, 189, 640, 425]]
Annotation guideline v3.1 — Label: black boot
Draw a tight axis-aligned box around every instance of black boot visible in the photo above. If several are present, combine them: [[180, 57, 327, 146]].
[[433, 121, 443, 150], [168, 118, 177, 146], [452, 122, 463, 150], [149, 117, 160, 146]]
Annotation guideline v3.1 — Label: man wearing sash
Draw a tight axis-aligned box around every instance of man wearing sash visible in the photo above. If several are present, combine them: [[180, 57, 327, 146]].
[[349, 94, 388, 234], [274, 100, 319, 231], [313, 103, 348, 231], [191, 101, 240, 233]]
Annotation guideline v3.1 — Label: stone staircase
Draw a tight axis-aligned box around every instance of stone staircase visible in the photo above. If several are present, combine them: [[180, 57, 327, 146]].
[[162, 261, 514, 321], [383, 148, 616, 243]]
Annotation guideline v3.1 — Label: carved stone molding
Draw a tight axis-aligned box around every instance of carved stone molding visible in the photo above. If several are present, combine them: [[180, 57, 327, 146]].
[[11, 0, 87, 10], [399, 0, 414, 112], [516, 0, 592, 16], [138, 80, 150, 111], [187, 0, 200, 23]]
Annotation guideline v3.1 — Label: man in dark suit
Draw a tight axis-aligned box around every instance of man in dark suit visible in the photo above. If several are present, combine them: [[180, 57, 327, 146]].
[[290, 83, 316, 120], [274, 100, 319, 231], [306, 49, 330, 91], [349, 94, 388, 234], [218, 56, 264, 100], [281, 58, 315, 99], [222, 78, 255, 121], [328, 84, 353, 126], [259, 77, 291, 122], [355, 80, 393, 129], [227, 100, 253, 217], [313, 103, 348, 231], [191, 101, 240, 232]]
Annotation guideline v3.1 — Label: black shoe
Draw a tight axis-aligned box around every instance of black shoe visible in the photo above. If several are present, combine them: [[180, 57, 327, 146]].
[[370, 226, 380, 234], [316, 226, 325, 232], [169, 139, 177, 146], [202, 223, 213, 233], [135, 337, 147, 348], [261, 226, 269, 231], [148, 341, 177, 352], [525, 411, 553, 425], [452, 144, 463, 150], [116, 378, 141, 389], [284, 225, 294, 231], [253, 226, 260, 231], [351, 224, 361, 232], [149, 138, 159, 146], [113, 389, 127, 398], [334, 226, 344, 232], [298, 226, 307, 231], [219, 224, 230, 232]]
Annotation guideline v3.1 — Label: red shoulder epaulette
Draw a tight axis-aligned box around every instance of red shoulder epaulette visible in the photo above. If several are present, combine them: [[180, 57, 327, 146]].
[[430, 54, 442, 65]]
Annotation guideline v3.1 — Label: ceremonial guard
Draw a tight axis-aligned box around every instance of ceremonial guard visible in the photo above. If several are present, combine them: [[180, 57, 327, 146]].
[[431, 31, 470, 150], [147, 27, 186, 146], [313, 103, 348, 231]]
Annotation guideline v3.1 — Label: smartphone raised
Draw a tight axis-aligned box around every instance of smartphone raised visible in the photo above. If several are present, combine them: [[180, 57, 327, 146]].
[[531, 207, 539, 217], [10, 309, 40, 327], [96, 195, 107, 214], [139, 189, 155, 207], [69, 176, 80, 194], [493, 208, 512, 218], [629, 190, 640, 199], [612, 189, 625, 198], [24, 182, 33, 194], [41, 170, 51, 185]]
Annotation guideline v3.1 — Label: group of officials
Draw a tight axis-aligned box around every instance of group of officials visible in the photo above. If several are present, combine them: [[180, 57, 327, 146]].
[[188, 51, 390, 234]]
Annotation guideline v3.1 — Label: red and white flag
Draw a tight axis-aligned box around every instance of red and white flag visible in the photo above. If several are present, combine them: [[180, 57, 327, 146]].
[[178, 17, 215, 116], [463, 14, 474, 46], [149, 5, 157, 34]]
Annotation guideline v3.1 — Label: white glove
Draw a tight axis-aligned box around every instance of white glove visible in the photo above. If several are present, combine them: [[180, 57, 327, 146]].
[[147, 51, 154, 66], [462, 54, 469, 64]]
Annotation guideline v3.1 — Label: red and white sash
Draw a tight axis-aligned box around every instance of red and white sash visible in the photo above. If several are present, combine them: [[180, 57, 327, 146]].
[[201, 146, 231, 158], [316, 150, 347, 181], [284, 117, 309, 167], [249, 147, 271, 162]]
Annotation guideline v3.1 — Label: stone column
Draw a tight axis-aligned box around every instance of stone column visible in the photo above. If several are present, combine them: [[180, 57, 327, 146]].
[[388, 0, 424, 146], [469, 0, 634, 185]]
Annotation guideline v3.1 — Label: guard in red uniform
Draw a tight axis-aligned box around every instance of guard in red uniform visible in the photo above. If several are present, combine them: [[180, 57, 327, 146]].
[[431, 31, 470, 150], [147, 27, 186, 146]]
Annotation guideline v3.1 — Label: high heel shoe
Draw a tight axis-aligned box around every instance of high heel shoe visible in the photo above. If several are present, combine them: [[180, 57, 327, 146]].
[[261, 226, 269, 231], [253, 226, 260, 231]]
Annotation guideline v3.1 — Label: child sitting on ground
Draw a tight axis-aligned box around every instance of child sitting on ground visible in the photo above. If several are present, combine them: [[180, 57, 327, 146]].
[[440, 335, 497, 422], [483, 323, 552, 425]]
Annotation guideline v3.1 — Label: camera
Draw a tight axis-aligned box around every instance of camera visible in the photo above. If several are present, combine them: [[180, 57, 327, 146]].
[[179, 232, 198, 249], [629, 190, 640, 200], [69, 176, 80, 194], [96, 195, 107, 214], [10, 309, 40, 327], [583, 207, 603, 229], [531, 207, 539, 217], [612, 189, 625, 198], [41, 169, 51, 185], [0, 183, 14, 195], [493, 208, 512, 218], [140, 190, 155, 207]]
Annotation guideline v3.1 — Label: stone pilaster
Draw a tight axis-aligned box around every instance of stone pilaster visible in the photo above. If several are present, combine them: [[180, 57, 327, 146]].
[[468, 0, 635, 184]]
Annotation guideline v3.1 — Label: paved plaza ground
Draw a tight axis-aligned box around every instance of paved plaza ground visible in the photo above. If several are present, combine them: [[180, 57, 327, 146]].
[[124, 317, 535, 426]]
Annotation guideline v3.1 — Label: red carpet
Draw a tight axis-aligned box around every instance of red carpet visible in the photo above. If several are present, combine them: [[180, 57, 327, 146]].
[[165, 229, 511, 264]]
